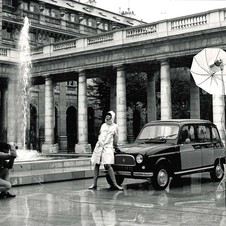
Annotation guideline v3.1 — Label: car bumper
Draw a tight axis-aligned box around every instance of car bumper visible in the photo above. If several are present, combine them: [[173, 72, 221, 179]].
[[117, 171, 153, 177]]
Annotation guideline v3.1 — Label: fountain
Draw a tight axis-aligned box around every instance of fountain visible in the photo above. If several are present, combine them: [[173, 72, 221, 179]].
[[15, 17, 46, 161], [18, 16, 31, 150], [9, 17, 91, 186]]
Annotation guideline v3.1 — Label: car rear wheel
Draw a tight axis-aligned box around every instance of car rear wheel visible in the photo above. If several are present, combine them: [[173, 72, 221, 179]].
[[210, 162, 224, 181], [106, 174, 124, 186], [152, 165, 170, 190]]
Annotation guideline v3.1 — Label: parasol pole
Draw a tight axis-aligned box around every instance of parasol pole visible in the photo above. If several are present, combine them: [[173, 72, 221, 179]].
[[219, 60, 226, 193]]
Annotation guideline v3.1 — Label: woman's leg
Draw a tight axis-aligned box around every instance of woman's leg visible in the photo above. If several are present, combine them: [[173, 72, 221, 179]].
[[105, 164, 123, 190], [0, 168, 9, 181], [0, 168, 16, 198], [0, 178, 11, 192], [89, 164, 100, 189]]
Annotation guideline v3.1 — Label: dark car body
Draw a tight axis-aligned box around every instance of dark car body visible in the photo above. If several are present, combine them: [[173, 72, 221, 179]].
[[109, 119, 225, 190]]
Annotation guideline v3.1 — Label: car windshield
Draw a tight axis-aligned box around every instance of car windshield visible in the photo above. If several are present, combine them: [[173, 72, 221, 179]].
[[138, 125, 179, 140]]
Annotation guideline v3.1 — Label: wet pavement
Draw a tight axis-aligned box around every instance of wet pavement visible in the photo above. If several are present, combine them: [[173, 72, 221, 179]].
[[0, 172, 226, 226]]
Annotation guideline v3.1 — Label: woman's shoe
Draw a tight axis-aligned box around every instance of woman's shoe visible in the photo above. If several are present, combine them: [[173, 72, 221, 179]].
[[88, 184, 97, 190], [114, 184, 123, 191], [0, 192, 16, 198]]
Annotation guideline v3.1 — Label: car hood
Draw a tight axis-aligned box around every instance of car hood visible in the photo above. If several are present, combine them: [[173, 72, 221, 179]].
[[118, 143, 175, 155]]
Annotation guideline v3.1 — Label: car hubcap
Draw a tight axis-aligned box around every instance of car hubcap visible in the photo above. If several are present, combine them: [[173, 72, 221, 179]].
[[216, 164, 223, 179], [157, 169, 168, 187]]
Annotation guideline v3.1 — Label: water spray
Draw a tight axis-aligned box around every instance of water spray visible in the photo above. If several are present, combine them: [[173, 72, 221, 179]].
[[18, 16, 32, 150]]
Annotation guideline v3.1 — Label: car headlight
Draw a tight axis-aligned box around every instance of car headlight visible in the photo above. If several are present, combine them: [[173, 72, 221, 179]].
[[136, 154, 143, 164]]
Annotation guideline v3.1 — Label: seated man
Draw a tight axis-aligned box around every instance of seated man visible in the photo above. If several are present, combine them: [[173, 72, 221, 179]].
[[0, 142, 17, 198]]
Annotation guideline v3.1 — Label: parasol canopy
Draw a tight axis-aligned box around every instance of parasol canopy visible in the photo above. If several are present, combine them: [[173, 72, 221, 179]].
[[190, 48, 226, 95]]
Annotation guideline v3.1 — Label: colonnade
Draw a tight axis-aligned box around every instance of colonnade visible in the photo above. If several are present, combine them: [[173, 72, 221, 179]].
[[2, 60, 226, 152]]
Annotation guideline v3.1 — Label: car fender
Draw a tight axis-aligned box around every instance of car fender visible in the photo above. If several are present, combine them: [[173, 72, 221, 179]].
[[155, 157, 173, 175]]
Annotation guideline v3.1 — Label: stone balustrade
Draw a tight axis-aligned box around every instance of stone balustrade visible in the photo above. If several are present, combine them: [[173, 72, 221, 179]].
[[3, 8, 226, 63], [126, 24, 157, 37], [0, 48, 7, 56], [87, 33, 114, 45], [30, 8, 226, 59], [171, 14, 207, 29], [0, 48, 19, 62], [53, 40, 77, 51]]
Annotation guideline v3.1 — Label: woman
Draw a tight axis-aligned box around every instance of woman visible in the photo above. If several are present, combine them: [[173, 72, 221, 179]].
[[89, 111, 123, 190]]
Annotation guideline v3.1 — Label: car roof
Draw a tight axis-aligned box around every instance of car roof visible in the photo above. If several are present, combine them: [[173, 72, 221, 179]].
[[146, 119, 213, 126]]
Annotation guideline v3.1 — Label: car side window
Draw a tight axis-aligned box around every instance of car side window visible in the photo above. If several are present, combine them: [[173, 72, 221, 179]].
[[180, 125, 196, 144], [211, 127, 221, 142], [197, 125, 211, 142]]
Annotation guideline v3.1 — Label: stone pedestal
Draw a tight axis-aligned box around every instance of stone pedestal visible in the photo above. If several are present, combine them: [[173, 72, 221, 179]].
[[58, 135, 67, 152], [75, 143, 91, 153], [42, 143, 59, 154]]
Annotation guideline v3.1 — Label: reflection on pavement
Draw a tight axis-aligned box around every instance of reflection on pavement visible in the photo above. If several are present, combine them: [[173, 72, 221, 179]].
[[0, 173, 226, 226]]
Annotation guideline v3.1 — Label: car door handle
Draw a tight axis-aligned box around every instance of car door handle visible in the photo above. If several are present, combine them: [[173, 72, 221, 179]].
[[193, 145, 201, 149]]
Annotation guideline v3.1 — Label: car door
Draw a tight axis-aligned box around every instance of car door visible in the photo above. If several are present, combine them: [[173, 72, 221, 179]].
[[179, 125, 202, 170], [197, 125, 214, 167]]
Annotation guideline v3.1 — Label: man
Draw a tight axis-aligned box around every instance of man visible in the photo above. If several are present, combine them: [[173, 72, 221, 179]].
[[0, 142, 17, 198]]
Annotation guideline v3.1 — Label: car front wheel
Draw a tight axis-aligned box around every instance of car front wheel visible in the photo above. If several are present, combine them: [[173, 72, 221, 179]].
[[210, 162, 224, 181], [152, 165, 170, 190]]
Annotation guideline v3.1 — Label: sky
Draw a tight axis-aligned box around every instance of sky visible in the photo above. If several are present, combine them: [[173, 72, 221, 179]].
[[81, 0, 226, 23]]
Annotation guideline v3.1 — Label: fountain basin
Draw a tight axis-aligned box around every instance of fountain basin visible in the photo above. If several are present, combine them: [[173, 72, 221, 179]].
[[10, 155, 104, 187]]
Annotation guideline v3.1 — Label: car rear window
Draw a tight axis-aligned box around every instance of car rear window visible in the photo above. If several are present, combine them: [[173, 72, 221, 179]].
[[197, 125, 211, 142]]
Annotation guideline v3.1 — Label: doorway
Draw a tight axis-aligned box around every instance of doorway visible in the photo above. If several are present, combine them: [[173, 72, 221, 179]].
[[66, 106, 77, 152]]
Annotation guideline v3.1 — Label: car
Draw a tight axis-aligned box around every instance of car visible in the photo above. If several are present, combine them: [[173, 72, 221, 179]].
[[106, 119, 226, 190]]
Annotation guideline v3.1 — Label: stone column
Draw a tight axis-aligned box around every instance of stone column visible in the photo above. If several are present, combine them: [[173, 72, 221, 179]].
[[38, 84, 45, 152], [116, 65, 127, 144], [0, 1, 2, 44], [58, 82, 67, 152], [42, 76, 58, 153], [75, 70, 91, 153], [160, 60, 172, 120], [213, 94, 225, 145], [7, 80, 17, 144], [190, 74, 200, 119], [147, 72, 156, 122], [0, 89, 7, 141], [110, 73, 116, 114]]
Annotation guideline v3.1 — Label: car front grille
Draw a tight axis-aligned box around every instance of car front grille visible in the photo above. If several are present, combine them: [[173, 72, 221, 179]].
[[115, 165, 133, 171], [114, 154, 136, 166]]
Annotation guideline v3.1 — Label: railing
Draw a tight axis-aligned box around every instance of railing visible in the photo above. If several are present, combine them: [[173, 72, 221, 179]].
[[45, 15, 61, 25], [53, 40, 77, 51], [0, 48, 8, 56], [2, 4, 16, 13], [126, 24, 157, 38], [171, 14, 207, 29], [66, 21, 80, 31], [87, 33, 114, 45], [23, 11, 40, 21], [30, 46, 43, 55]]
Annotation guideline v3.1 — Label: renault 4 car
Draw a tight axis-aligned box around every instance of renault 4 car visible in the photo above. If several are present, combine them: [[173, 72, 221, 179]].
[[106, 119, 225, 190]]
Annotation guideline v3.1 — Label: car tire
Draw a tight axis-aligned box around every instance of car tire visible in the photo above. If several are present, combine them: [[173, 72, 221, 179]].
[[152, 165, 170, 190], [210, 162, 224, 181], [106, 174, 124, 186]]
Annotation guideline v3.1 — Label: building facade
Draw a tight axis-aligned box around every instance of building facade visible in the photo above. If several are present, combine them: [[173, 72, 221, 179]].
[[0, 0, 145, 152]]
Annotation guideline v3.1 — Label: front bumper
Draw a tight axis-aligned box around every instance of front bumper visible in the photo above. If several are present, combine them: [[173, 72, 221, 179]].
[[117, 171, 153, 177]]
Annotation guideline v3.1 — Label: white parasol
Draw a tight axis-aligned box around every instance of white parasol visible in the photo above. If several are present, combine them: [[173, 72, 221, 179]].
[[190, 48, 226, 95], [191, 48, 226, 192]]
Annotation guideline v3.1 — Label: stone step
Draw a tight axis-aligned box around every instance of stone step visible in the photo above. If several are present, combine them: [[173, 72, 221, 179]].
[[10, 157, 105, 186], [13, 157, 92, 172]]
